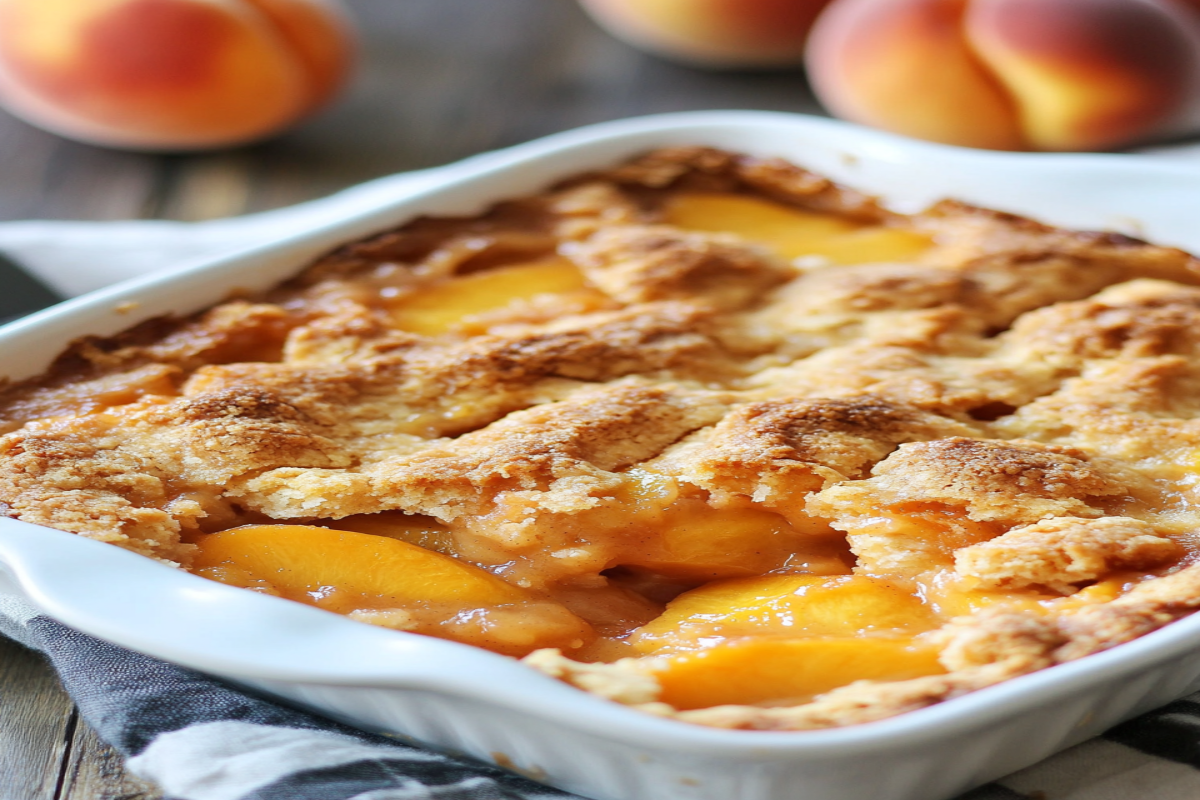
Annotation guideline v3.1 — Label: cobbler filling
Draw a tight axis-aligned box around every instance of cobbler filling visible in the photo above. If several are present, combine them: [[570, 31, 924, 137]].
[[4, 147, 1200, 730]]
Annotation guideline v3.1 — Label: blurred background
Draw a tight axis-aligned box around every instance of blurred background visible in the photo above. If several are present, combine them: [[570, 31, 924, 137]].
[[0, 0, 825, 225]]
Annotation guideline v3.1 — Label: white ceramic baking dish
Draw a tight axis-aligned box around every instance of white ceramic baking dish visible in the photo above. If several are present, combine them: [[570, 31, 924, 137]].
[[4, 111, 1200, 800]]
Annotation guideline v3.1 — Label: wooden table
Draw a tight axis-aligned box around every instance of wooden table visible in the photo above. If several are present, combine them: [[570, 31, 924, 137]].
[[0, 1, 825, 796]]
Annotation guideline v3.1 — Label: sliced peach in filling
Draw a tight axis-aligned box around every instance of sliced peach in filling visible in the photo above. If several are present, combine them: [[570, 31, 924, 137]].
[[194, 524, 522, 608], [596, 472, 850, 581], [455, 472, 849, 588], [192, 524, 593, 655], [384, 256, 599, 335], [920, 569, 1154, 620], [654, 637, 945, 710], [916, 569, 1053, 618], [614, 501, 850, 581], [631, 573, 939, 653], [661, 193, 932, 264]]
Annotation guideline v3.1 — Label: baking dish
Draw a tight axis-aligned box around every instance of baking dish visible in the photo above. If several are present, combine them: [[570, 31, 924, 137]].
[[4, 110, 1200, 800]]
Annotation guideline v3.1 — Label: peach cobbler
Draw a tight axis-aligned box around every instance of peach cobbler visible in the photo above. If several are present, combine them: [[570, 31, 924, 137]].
[[5, 147, 1200, 730]]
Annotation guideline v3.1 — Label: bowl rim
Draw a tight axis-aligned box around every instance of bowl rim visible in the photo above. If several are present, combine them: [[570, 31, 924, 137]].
[[4, 109, 1200, 759]]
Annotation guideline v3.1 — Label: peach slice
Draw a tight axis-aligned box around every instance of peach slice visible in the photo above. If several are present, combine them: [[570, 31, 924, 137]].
[[615, 502, 846, 582], [632, 573, 939, 652], [920, 570, 1143, 618], [195, 564, 284, 597], [385, 257, 596, 336], [662, 193, 932, 263], [193, 524, 529, 611], [654, 637, 945, 709], [916, 569, 1051, 617], [0, 0, 354, 150], [194, 524, 595, 654]]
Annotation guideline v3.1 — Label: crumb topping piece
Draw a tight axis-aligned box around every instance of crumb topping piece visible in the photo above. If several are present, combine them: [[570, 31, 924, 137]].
[[955, 516, 1180, 594], [809, 438, 1128, 527], [563, 225, 792, 310], [654, 396, 977, 524]]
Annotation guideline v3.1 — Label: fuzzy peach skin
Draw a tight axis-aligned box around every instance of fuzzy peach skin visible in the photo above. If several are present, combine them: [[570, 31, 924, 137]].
[[806, 0, 1200, 151], [578, 0, 834, 67], [0, 0, 355, 151]]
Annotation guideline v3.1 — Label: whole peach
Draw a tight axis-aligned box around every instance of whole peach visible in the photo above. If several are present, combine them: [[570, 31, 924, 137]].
[[806, 0, 1024, 150], [806, 0, 1200, 151], [578, 0, 834, 67], [0, 0, 355, 151]]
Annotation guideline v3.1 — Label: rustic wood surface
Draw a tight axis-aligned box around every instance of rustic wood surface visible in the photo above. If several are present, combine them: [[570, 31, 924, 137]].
[[0, 0, 824, 797]]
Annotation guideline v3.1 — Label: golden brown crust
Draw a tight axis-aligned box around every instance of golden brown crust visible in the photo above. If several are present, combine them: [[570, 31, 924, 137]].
[[909, 202, 1200, 329], [0, 382, 353, 564], [655, 665, 1024, 731], [374, 384, 728, 513], [0, 302, 294, 434], [1055, 564, 1200, 661], [521, 648, 663, 705], [230, 383, 730, 523], [916, 201, 1200, 286], [808, 438, 1128, 526], [654, 397, 977, 518], [747, 342, 1061, 420], [955, 516, 1180, 593], [721, 397, 976, 479], [771, 263, 968, 316], [936, 609, 1067, 672], [0, 364, 181, 436], [0, 421, 190, 563], [6, 146, 1200, 731], [563, 225, 791, 310], [999, 280, 1200, 367]]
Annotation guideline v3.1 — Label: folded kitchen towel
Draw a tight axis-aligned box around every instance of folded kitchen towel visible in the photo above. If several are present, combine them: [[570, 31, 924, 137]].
[[3, 150, 1200, 800]]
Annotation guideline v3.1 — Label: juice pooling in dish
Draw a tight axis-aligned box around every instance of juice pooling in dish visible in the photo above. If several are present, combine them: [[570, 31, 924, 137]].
[[4, 147, 1200, 731]]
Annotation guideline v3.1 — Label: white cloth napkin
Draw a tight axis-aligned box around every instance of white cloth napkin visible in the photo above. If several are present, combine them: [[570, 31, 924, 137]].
[[0, 166, 449, 297]]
